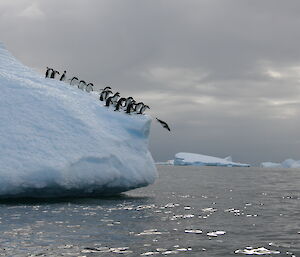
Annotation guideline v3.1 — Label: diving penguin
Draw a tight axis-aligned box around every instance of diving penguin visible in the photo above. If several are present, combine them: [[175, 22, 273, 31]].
[[156, 118, 171, 132]]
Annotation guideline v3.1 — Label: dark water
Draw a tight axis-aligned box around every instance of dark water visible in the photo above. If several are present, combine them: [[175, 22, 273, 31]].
[[0, 166, 299, 257]]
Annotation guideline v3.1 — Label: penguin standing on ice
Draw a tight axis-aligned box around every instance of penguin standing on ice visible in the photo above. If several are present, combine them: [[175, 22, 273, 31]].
[[124, 97, 134, 108], [78, 80, 87, 90], [100, 86, 112, 92], [100, 88, 112, 101], [60, 71, 66, 81], [86, 83, 94, 92], [134, 102, 145, 113], [114, 97, 127, 111], [105, 92, 120, 107], [70, 77, 79, 85], [137, 105, 150, 114], [45, 67, 53, 78], [50, 70, 60, 79], [126, 100, 136, 114]]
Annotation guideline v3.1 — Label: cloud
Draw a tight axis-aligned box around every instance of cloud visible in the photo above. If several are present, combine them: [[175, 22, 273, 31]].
[[19, 3, 45, 20], [2, 0, 300, 164]]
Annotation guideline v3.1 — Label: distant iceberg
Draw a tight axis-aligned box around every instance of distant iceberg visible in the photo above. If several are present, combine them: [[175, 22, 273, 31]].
[[173, 152, 250, 167], [0, 43, 157, 198], [261, 159, 300, 168]]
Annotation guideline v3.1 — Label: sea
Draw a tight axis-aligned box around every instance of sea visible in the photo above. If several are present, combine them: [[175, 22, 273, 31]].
[[0, 166, 299, 257]]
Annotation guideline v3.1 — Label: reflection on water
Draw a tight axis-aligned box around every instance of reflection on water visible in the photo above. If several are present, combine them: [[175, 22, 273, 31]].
[[0, 166, 299, 256]]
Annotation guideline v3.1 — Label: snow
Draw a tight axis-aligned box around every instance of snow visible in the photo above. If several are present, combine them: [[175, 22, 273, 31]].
[[173, 152, 250, 167], [261, 159, 300, 168], [0, 43, 157, 198]]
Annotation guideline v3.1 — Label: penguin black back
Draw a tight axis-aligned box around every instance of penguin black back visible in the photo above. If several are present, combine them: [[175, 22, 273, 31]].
[[156, 118, 171, 132], [86, 83, 94, 92], [45, 67, 53, 78], [114, 97, 127, 111], [70, 77, 79, 85], [60, 71, 66, 81]]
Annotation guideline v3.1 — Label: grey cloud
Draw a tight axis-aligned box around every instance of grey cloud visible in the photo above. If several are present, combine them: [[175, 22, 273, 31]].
[[1, 0, 300, 164]]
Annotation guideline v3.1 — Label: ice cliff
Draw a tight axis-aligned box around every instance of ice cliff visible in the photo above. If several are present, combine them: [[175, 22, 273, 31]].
[[173, 152, 250, 167], [0, 43, 157, 198]]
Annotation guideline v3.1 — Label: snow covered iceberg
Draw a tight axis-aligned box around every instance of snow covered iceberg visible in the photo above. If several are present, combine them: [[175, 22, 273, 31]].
[[261, 159, 300, 168], [173, 152, 250, 167], [0, 43, 157, 198]]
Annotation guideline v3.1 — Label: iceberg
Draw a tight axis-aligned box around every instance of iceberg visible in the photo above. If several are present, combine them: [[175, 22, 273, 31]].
[[261, 159, 300, 168], [173, 152, 250, 167], [0, 43, 157, 198]]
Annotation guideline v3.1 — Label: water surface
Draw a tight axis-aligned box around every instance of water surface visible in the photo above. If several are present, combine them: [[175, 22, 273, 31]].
[[0, 166, 299, 256]]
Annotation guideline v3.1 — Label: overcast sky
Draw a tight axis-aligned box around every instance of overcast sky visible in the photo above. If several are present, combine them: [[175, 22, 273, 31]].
[[2, 0, 300, 164]]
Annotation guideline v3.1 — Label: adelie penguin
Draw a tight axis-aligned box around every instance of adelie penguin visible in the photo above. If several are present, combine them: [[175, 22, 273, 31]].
[[60, 71, 66, 81], [156, 118, 171, 132], [78, 80, 86, 90], [45, 67, 53, 78], [126, 100, 136, 114], [105, 92, 120, 107], [124, 97, 134, 108], [100, 86, 111, 91], [50, 70, 60, 79], [70, 77, 79, 85], [86, 83, 94, 93], [138, 105, 150, 114], [114, 97, 127, 111], [100, 89, 112, 101], [134, 102, 145, 113]]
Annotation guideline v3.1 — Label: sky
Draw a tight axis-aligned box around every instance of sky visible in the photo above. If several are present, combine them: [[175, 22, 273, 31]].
[[1, 0, 300, 165]]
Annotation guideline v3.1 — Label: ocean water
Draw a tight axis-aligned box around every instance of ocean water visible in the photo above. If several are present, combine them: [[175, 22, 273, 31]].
[[0, 166, 299, 257]]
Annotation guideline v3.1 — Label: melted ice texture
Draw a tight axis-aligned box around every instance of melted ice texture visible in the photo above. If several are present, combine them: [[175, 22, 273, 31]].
[[0, 43, 157, 197]]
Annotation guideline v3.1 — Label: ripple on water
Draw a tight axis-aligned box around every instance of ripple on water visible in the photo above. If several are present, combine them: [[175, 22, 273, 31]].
[[82, 246, 132, 254], [207, 231, 226, 237], [141, 246, 192, 256], [234, 247, 280, 255], [184, 229, 203, 234], [136, 229, 169, 236]]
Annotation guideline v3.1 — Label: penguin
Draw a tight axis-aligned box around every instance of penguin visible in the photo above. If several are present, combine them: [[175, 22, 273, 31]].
[[100, 86, 112, 91], [138, 105, 150, 114], [114, 97, 127, 111], [124, 97, 134, 108], [86, 83, 94, 92], [156, 118, 171, 131], [70, 77, 79, 85], [60, 71, 66, 81], [105, 92, 120, 107], [100, 89, 113, 101], [50, 70, 60, 79], [134, 102, 145, 113], [45, 67, 53, 78], [126, 100, 136, 114], [78, 80, 86, 90]]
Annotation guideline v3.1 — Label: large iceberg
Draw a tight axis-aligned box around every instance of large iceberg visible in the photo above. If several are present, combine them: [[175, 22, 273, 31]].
[[173, 152, 250, 167], [0, 43, 157, 198], [261, 159, 300, 168]]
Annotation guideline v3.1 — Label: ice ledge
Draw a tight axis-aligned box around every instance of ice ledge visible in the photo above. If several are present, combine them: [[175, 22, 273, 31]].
[[0, 43, 157, 198]]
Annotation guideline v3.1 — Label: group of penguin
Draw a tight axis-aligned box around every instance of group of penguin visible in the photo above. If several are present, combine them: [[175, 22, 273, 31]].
[[45, 67, 170, 131]]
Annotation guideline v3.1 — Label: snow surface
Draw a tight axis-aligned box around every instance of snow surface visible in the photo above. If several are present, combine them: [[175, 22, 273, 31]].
[[173, 152, 250, 167], [261, 159, 300, 168], [0, 43, 157, 198]]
